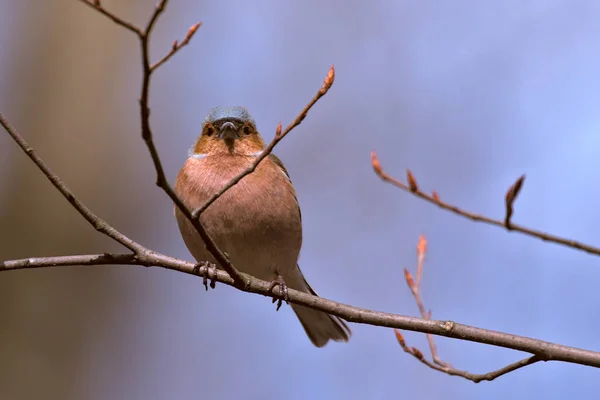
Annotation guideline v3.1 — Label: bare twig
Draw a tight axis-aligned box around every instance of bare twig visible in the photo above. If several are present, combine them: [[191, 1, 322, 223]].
[[0, 112, 143, 253], [79, 0, 249, 288], [151, 22, 201, 71], [144, 0, 168, 37], [397, 234, 547, 382], [403, 235, 448, 367], [371, 151, 600, 257], [1, 252, 599, 370], [78, 0, 142, 35], [394, 330, 544, 382], [191, 66, 335, 219]]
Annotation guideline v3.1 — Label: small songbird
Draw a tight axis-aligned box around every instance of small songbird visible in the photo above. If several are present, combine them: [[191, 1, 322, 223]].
[[174, 106, 350, 347]]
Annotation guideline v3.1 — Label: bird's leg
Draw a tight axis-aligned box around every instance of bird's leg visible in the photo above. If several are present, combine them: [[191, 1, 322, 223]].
[[192, 261, 218, 290], [268, 274, 289, 311]]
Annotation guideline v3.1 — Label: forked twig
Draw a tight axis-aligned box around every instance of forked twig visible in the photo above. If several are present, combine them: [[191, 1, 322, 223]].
[[78, 0, 250, 287], [78, 0, 334, 290], [396, 235, 545, 382]]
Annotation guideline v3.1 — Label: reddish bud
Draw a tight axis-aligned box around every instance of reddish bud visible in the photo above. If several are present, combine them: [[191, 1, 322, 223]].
[[394, 329, 406, 347], [404, 268, 415, 289], [371, 151, 383, 175], [186, 22, 202, 40], [505, 174, 526, 226], [406, 169, 418, 192], [506, 175, 525, 205], [417, 234, 427, 257], [320, 65, 335, 94], [412, 348, 424, 360]]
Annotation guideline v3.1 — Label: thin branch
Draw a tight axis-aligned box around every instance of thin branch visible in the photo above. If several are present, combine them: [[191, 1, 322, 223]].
[[144, 0, 168, 37], [139, 6, 248, 288], [151, 22, 201, 71], [77, 0, 248, 288], [0, 113, 143, 253], [403, 235, 448, 368], [191, 66, 336, 219], [394, 331, 544, 382], [398, 235, 546, 382], [371, 151, 600, 257], [0, 253, 138, 270], [1, 252, 599, 370], [77, 0, 142, 36]]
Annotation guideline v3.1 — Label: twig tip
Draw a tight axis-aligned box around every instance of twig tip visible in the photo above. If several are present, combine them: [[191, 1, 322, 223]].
[[417, 234, 427, 257], [371, 150, 383, 175], [187, 22, 202, 39], [320, 65, 335, 94]]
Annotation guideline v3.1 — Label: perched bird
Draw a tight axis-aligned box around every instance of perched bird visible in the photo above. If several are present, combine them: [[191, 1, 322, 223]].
[[174, 106, 350, 347]]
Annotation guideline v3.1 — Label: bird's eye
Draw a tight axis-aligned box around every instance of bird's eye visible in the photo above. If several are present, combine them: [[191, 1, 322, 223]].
[[243, 125, 252, 135], [204, 125, 214, 136]]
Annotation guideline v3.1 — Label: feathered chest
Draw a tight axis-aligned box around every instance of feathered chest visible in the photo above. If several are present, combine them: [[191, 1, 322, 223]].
[[175, 155, 301, 237]]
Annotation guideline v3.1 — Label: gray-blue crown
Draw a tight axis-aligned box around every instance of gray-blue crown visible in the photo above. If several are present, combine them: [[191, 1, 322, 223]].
[[204, 106, 255, 125]]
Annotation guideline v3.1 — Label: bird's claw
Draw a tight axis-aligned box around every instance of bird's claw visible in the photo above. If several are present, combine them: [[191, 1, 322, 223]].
[[268, 275, 289, 311], [192, 261, 217, 290]]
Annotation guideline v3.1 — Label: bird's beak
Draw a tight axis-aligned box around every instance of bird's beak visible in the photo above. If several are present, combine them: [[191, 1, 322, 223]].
[[218, 121, 239, 140]]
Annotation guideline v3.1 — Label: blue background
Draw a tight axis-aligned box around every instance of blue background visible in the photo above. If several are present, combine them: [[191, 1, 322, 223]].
[[1, 1, 599, 398]]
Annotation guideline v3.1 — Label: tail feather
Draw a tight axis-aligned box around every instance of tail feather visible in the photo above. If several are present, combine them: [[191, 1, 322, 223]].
[[291, 270, 351, 347], [292, 304, 351, 347]]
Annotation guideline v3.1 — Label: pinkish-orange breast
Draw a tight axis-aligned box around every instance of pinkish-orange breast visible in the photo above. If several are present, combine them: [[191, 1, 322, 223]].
[[174, 154, 302, 279]]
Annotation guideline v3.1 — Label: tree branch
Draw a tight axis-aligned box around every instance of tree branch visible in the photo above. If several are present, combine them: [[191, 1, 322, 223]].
[[79, 0, 249, 288], [77, 0, 142, 35], [0, 112, 143, 254], [151, 23, 201, 72], [371, 151, 600, 257], [394, 331, 544, 383], [1, 252, 600, 369], [396, 235, 547, 382]]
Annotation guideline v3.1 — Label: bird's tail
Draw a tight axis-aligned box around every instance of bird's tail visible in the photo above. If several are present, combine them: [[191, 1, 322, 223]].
[[290, 270, 351, 347]]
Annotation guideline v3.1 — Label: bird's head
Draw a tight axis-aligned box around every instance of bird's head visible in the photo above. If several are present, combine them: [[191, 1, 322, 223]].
[[191, 106, 265, 157]]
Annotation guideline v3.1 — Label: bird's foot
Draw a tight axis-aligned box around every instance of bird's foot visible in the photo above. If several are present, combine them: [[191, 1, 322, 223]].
[[268, 275, 289, 311], [192, 261, 217, 291]]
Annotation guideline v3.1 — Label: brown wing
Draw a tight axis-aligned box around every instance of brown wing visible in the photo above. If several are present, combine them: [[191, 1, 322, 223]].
[[268, 153, 301, 222]]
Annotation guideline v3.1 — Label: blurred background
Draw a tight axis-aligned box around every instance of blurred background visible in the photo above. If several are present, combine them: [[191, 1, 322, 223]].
[[1, 0, 600, 398]]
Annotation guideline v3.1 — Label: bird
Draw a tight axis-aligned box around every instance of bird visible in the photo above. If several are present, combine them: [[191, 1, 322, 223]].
[[174, 106, 351, 347]]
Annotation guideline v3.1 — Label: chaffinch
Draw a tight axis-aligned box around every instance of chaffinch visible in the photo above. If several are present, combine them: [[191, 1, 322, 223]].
[[174, 106, 350, 347]]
